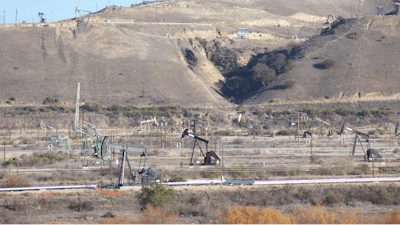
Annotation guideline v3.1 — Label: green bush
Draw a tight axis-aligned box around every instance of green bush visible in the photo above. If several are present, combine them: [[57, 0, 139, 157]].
[[335, 107, 355, 116], [169, 174, 186, 182], [33, 152, 65, 164], [83, 102, 102, 113], [251, 63, 276, 86], [367, 130, 377, 135], [378, 129, 386, 135], [139, 184, 175, 208], [43, 96, 56, 104], [322, 108, 332, 115], [125, 111, 140, 117], [277, 129, 293, 136], [108, 104, 124, 114], [10, 97, 16, 101], [360, 109, 371, 117], [255, 109, 264, 116], [124, 105, 138, 111], [6, 158, 19, 165], [282, 110, 292, 115]]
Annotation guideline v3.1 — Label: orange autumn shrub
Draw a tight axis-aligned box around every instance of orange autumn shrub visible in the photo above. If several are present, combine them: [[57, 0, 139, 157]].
[[217, 204, 293, 224], [382, 211, 400, 224], [99, 215, 137, 224], [138, 204, 179, 224]]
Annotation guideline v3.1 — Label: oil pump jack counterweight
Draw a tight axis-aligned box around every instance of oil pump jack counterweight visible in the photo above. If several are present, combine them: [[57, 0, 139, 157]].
[[181, 128, 220, 166]]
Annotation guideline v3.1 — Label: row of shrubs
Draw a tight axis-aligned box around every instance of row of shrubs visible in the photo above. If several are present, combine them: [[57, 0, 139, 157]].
[[298, 107, 394, 117]]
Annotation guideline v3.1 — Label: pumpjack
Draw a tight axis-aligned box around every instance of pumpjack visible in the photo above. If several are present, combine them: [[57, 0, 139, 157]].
[[181, 128, 220, 166], [339, 122, 383, 162], [116, 148, 161, 186], [75, 7, 92, 27]]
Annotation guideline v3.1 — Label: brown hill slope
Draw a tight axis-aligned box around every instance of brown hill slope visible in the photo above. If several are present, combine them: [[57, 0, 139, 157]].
[[243, 15, 400, 105], [0, 0, 396, 107], [0, 25, 228, 106]]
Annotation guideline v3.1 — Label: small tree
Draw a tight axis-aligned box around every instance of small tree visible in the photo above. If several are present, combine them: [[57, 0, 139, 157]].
[[139, 184, 175, 208], [251, 63, 276, 86]]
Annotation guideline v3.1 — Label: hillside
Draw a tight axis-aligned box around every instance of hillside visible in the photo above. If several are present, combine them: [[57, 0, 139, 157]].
[[243, 14, 400, 105], [0, 0, 397, 107]]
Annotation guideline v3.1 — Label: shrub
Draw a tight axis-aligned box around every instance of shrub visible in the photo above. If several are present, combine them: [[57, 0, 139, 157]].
[[3, 174, 30, 187], [378, 129, 386, 135], [255, 109, 264, 116], [169, 174, 186, 182], [320, 59, 336, 69], [283, 80, 297, 89], [139, 184, 175, 208], [83, 102, 102, 113], [69, 201, 94, 212], [217, 204, 292, 224], [43, 96, 56, 104], [108, 103, 124, 114], [367, 130, 377, 135], [282, 109, 292, 115], [33, 152, 66, 164], [10, 97, 16, 101], [360, 109, 371, 117], [335, 107, 355, 116], [277, 129, 293, 136], [322, 108, 332, 115], [6, 158, 19, 165], [125, 111, 140, 117], [139, 204, 179, 224], [125, 105, 138, 111], [251, 63, 276, 86]]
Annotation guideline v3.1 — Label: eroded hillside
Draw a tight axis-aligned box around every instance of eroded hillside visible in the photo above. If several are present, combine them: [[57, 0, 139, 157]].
[[0, 0, 397, 107]]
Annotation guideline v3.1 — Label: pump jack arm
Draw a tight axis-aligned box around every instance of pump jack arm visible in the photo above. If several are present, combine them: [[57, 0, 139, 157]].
[[181, 129, 209, 144], [181, 129, 209, 165]]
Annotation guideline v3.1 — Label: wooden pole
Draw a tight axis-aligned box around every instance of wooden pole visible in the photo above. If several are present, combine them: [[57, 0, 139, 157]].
[[297, 114, 300, 150], [385, 128, 387, 151], [150, 123, 153, 146], [310, 133, 313, 163], [160, 127, 163, 149], [169, 125, 171, 150], [164, 125, 167, 149], [3, 140, 5, 163], [19, 120, 21, 135], [181, 139, 184, 156], [390, 122, 392, 150], [156, 126, 159, 149]]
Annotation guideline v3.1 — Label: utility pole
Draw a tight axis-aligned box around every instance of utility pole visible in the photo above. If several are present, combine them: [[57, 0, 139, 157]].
[[297, 114, 300, 150], [169, 125, 172, 150], [156, 126, 159, 149], [150, 123, 153, 146], [3, 10, 5, 27], [164, 125, 167, 149], [3, 140, 5, 163], [15, 9, 18, 25], [96, 2, 98, 12], [310, 132, 313, 163], [51, 12, 53, 23]]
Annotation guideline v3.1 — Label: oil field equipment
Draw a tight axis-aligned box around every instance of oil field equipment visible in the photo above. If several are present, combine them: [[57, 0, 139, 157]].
[[181, 128, 220, 166], [340, 122, 383, 162], [75, 7, 92, 27], [116, 148, 161, 186], [38, 12, 46, 23], [237, 27, 249, 39]]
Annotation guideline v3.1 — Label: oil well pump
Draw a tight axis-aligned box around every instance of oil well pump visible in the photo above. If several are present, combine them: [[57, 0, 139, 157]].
[[181, 126, 220, 166], [107, 145, 161, 186], [38, 12, 46, 23], [339, 122, 383, 162], [75, 7, 92, 27]]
